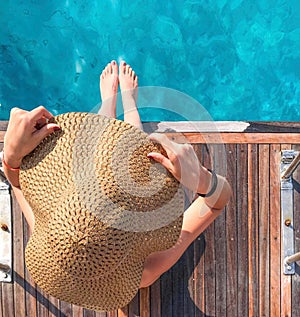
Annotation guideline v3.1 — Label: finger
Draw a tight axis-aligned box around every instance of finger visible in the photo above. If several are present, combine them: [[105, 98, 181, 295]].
[[34, 117, 48, 130], [10, 107, 23, 115], [29, 106, 54, 122], [147, 152, 174, 172], [32, 123, 60, 144], [9, 107, 27, 120], [149, 133, 180, 159]]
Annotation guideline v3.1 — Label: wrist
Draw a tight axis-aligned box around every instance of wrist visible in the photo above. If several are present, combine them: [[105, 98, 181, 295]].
[[197, 167, 212, 195], [198, 169, 218, 197], [2, 152, 22, 170]]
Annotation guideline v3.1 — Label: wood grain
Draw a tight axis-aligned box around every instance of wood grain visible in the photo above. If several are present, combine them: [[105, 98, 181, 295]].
[[248, 144, 259, 317], [269, 145, 281, 317]]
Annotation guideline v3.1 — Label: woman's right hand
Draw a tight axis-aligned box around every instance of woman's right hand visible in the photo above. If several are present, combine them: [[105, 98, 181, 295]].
[[4, 106, 60, 168], [147, 133, 232, 211], [147, 133, 212, 194]]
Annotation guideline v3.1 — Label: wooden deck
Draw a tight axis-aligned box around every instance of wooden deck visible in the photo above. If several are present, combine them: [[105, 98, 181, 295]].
[[1, 121, 300, 317]]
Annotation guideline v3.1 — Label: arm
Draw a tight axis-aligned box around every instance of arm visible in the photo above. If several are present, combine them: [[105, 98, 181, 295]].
[[3, 106, 60, 231], [140, 133, 231, 287], [147, 133, 231, 210], [12, 186, 35, 234]]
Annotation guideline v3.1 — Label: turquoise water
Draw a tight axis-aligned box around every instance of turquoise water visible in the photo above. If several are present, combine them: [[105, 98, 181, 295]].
[[0, 0, 300, 121]]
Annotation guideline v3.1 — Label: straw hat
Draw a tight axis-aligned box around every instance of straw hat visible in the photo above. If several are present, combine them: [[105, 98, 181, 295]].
[[20, 112, 184, 311]]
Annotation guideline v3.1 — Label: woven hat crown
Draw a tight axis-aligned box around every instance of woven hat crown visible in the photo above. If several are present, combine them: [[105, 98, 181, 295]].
[[20, 112, 184, 311]]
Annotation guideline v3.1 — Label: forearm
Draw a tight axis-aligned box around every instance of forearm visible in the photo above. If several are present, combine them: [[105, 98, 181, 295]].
[[12, 185, 34, 234], [140, 198, 225, 288], [2, 155, 21, 188], [2, 156, 34, 232]]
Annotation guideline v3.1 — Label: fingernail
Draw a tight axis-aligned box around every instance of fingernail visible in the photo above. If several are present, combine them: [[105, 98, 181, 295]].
[[53, 127, 60, 131]]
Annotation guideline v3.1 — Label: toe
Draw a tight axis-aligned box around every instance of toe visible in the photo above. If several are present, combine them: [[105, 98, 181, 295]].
[[107, 63, 113, 74], [111, 60, 118, 74], [120, 61, 126, 74]]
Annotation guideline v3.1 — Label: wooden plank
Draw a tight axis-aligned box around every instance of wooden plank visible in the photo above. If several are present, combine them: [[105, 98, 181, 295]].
[[291, 144, 300, 317], [0, 131, 6, 141], [128, 292, 139, 317], [192, 144, 206, 317], [60, 301, 73, 317], [248, 144, 259, 317], [236, 144, 249, 316], [72, 305, 84, 317], [193, 234, 206, 317], [12, 192, 26, 317], [48, 297, 61, 317], [165, 132, 300, 144], [160, 266, 174, 316], [258, 145, 270, 317], [214, 209, 227, 317], [183, 244, 196, 317], [0, 121, 8, 130], [280, 144, 292, 317], [203, 144, 216, 317], [204, 222, 216, 317], [36, 286, 50, 317], [212, 144, 227, 317], [150, 280, 160, 317], [23, 221, 37, 317], [139, 287, 150, 317], [170, 256, 184, 316], [269, 145, 281, 317], [1, 282, 14, 317], [226, 144, 238, 316]]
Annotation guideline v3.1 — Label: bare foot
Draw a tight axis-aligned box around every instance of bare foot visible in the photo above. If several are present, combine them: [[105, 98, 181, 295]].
[[119, 61, 138, 97], [98, 60, 118, 118], [119, 61, 142, 129]]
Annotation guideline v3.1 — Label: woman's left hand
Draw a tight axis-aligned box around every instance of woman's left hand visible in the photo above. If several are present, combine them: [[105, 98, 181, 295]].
[[4, 106, 60, 168]]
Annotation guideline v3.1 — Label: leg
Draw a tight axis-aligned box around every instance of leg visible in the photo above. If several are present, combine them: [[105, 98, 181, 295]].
[[98, 60, 119, 118], [140, 197, 223, 288], [119, 61, 143, 130]]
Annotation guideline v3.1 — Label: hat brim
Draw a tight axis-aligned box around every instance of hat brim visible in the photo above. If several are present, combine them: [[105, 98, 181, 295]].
[[20, 112, 184, 311]]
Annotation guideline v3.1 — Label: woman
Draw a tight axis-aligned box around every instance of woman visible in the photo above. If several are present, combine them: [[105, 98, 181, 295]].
[[3, 60, 231, 290]]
